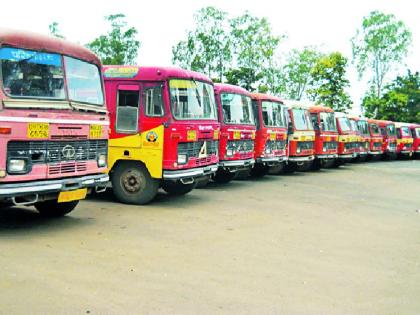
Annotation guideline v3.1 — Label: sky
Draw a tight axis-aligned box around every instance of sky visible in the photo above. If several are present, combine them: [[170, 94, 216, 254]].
[[0, 0, 418, 113]]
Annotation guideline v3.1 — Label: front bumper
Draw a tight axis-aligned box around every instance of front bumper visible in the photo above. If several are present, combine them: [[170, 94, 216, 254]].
[[399, 150, 412, 155], [316, 154, 338, 159], [219, 158, 255, 171], [163, 164, 218, 180], [339, 153, 356, 159], [0, 173, 109, 198], [369, 151, 383, 155], [288, 155, 315, 162], [256, 156, 287, 164]]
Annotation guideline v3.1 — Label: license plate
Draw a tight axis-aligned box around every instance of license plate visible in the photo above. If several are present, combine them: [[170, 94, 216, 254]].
[[58, 188, 87, 203], [270, 133, 276, 140], [28, 123, 49, 139], [187, 130, 197, 141], [90, 125, 102, 138]]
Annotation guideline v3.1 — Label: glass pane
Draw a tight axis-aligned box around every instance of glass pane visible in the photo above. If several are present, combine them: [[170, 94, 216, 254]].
[[144, 86, 164, 117], [320, 112, 337, 131], [169, 79, 217, 120], [64, 56, 104, 105], [292, 108, 313, 130], [1, 47, 64, 99], [262, 101, 286, 127], [338, 117, 351, 132], [221, 93, 253, 124], [116, 90, 139, 133]]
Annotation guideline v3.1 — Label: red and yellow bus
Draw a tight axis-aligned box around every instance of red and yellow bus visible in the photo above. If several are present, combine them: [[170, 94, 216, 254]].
[[335, 112, 358, 163], [212, 83, 255, 183], [367, 119, 384, 160], [103, 66, 220, 204], [250, 93, 288, 176], [283, 101, 315, 171], [376, 120, 397, 160], [0, 29, 109, 216], [309, 105, 338, 168], [395, 122, 413, 158], [410, 124, 420, 158]]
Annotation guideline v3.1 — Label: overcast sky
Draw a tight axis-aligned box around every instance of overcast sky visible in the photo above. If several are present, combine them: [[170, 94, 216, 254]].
[[0, 0, 418, 113]]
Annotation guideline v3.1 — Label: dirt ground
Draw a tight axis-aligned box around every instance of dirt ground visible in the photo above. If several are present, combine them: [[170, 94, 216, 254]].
[[1, 160, 420, 315]]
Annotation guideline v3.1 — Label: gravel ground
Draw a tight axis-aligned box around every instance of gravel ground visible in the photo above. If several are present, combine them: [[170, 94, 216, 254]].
[[1, 160, 419, 315]]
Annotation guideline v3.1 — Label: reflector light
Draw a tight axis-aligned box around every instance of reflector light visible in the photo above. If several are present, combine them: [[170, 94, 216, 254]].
[[0, 127, 11, 134]]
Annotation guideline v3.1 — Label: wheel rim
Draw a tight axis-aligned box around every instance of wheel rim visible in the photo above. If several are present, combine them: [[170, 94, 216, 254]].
[[121, 169, 145, 193]]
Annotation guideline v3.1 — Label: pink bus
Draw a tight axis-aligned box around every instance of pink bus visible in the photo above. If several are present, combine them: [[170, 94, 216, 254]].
[[0, 29, 109, 216]]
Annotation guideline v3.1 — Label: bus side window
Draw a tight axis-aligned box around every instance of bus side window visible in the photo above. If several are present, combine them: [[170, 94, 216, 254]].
[[144, 85, 164, 117], [311, 113, 319, 131], [116, 89, 140, 133]]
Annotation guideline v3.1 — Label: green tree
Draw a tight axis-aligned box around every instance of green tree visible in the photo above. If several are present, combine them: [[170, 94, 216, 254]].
[[48, 22, 64, 39], [351, 10, 412, 98], [228, 12, 282, 91], [308, 52, 352, 111], [88, 14, 140, 65], [363, 70, 420, 122], [172, 6, 231, 81], [278, 47, 322, 100]]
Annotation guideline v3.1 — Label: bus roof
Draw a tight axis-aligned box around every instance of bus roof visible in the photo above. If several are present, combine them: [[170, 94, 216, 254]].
[[250, 92, 283, 103], [308, 105, 334, 114], [102, 65, 213, 83], [214, 83, 250, 96], [395, 122, 412, 128], [0, 28, 101, 66]]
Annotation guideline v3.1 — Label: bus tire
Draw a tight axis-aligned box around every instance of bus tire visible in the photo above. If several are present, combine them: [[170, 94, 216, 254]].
[[111, 161, 159, 205], [320, 159, 335, 168], [35, 200, 79, 217], [213, 169, 235, 184], [162, 181, 196, 195], [283, 163, 297, 174], [250, 164, 269, 178]]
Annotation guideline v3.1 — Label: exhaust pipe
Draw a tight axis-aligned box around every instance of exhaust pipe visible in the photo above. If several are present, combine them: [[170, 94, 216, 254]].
[[12, 194, 39, 206], [180, 177, 195, 185]]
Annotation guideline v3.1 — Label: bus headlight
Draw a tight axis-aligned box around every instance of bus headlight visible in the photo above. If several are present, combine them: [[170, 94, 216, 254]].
[[226, 149, 234, 157], [7, 158, 28, 174], [97, 154, 107, 167], [177, 154, 187, 164]]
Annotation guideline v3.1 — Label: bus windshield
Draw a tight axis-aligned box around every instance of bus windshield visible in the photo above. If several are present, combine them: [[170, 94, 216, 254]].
[[415, 128, 420, 138], [386, 124, 396, 136], [262, 101, 286, 127], [320, 112, 337, 131], [1, 47, 65, 99], [399, 126, 410, 137], [370, 123, 380, 135], [292, 108, 313, 130], [64, 56, 104, 105], [170, 79, 217, 120], [0, 47, 104, 106], [221, 93, 253, 124], [350, 120, 359, 132], [338, 117, 351, 132], [357, 120, 369, 135]]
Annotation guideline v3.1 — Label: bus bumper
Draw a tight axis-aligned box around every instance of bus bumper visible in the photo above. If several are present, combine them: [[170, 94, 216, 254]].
[[219, 158, 255, 171], [163, 164, 218, 181], [288, 155, 315, 162]]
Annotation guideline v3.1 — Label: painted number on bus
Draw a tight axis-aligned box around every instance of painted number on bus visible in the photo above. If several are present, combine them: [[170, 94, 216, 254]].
[[27, 123, 49, 139], [90, 125, 102, 138]]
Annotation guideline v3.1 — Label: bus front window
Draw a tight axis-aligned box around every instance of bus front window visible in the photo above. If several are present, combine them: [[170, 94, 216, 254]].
[[320, 112, 337, 131], [0, 47, 65, 99], [292, 108, 313, 131], [262, 101, 286, 127], [221, 93, 253, 124], [170, 79, 217, 120]]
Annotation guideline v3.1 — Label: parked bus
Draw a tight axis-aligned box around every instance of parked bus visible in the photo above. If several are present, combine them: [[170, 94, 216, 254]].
[[308, 105, 338, 169], [103, 66, 220, 204], [376, 120, 397, 160], [283, 101, 315, 171], [335, 112, 358, 163], [212, 83, 255, 183], [348, 116, 369, 162], [410, 124, 420, 158], [367, 119, 383, 160], [250, 93, 288, 176], [395, 122, 413, 158], [0, 29, 109, 216]]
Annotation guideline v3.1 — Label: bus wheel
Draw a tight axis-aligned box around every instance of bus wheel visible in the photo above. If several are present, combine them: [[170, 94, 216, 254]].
[[268, 163, 284, 175], [111, 162, 159, 205], [162, 181, 196, 195], [283, 163, 296, 174], [297, 161, 313, 172], [35, 200, 79, 217], [321, 159, 335, 168], [250, 164, 269, 177], [195, 176, 211, 188], [312, 159, 322, 170], [213, 169, 235, 184]]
